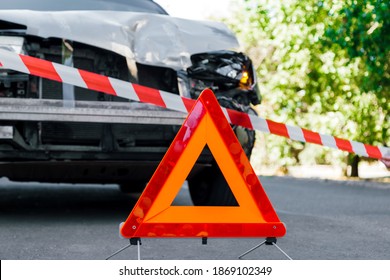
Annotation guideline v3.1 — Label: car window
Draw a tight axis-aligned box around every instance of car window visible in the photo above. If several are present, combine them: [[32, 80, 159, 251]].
[[0, 0, 168, 14]]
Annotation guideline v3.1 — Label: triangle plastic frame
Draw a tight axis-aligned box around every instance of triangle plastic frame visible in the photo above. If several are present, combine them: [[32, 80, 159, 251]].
[[120, 89, 286, 238]]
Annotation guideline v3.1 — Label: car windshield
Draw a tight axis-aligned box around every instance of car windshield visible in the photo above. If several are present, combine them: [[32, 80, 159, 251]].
[[0, 0, 167, 14]]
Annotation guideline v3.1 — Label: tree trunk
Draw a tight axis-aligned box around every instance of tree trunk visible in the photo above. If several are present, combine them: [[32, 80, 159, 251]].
[[349, 155, 360, 177]]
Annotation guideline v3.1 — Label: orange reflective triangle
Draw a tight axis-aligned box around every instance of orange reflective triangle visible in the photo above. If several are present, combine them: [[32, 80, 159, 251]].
[[120, 89, 286, 238]]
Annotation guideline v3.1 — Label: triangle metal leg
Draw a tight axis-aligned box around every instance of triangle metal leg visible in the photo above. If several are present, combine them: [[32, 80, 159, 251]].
[[272, 241, 293, 260], [238, 237, 293, 260], [238, 240, 267, 259], [106, 238, 142, 260]]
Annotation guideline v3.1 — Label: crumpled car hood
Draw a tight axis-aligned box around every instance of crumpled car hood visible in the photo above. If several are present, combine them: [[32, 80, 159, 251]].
[[0, 10, 239, 70]]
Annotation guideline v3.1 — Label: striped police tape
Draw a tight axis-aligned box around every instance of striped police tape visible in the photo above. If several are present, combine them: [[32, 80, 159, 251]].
[[0, 48, 388, 160]]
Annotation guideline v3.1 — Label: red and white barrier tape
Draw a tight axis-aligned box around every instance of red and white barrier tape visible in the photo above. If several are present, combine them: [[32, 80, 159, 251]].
[[0, 48, 388, 160]]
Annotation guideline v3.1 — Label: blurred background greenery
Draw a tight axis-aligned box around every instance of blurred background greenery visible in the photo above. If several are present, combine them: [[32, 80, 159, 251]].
[[221, 0, 389, 177]]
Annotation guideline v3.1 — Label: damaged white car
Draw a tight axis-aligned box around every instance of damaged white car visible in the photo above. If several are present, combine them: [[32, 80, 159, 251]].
[[0, 0, 260, 206]]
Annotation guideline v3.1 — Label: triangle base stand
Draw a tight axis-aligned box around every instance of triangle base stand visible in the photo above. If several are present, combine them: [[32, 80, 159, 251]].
[[238, 237, 293, 260], [105, 238, 142, 260], [105, 237, 292, 260]]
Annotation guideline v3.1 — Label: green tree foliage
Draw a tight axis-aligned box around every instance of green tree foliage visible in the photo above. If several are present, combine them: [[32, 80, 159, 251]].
[[324, 0, 389, 142], [226, 0, 389, 171]]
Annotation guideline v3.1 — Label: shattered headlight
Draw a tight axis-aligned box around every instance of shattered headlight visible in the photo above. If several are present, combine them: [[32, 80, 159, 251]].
[[186, 50, 261, 105]]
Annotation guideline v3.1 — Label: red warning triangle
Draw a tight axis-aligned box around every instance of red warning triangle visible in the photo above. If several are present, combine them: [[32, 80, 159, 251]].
[[120, 89, 286, 238]]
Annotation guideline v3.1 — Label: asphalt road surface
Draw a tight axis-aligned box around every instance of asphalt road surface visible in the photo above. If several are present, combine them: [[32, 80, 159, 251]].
[[0, 176, 389, 260]]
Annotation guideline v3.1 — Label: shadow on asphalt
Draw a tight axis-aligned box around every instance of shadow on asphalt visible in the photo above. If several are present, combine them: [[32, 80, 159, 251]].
[[0, 181, 139, 220]]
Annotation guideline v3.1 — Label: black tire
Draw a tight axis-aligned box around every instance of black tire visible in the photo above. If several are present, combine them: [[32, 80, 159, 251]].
[[188, 164, 238, 206], [188, 97, 256, 206]]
